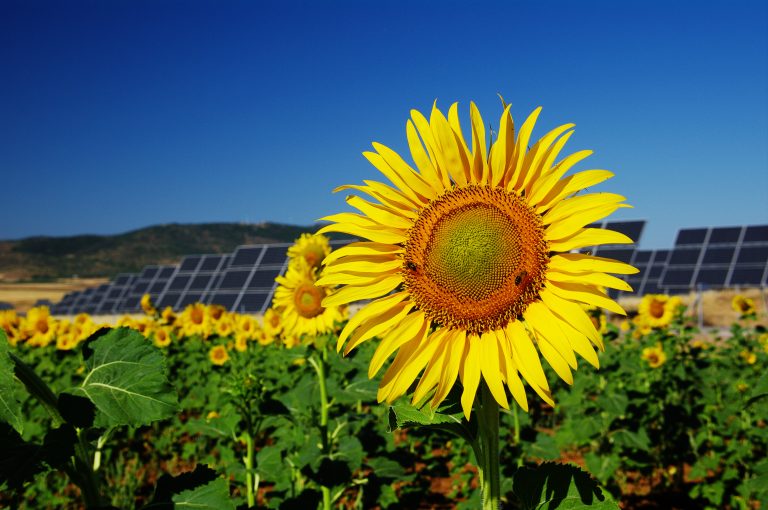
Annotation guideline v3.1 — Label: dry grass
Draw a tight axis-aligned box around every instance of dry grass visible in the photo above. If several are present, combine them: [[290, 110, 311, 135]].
[[0, 279, 107, 313]]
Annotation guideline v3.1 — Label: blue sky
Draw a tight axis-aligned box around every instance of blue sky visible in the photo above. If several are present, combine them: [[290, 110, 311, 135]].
[[1, 0, 766, 249]]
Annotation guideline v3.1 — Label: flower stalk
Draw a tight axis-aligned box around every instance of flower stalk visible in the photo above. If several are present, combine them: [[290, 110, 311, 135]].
[[309, 346, 332, 510], [474, 382, 501, 510]]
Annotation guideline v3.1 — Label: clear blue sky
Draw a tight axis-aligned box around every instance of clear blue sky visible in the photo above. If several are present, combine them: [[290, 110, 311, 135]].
[[2, 0, 766, 249]]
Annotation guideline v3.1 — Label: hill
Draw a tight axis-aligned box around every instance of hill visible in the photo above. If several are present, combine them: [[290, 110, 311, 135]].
[[0, 222, 332, 282]]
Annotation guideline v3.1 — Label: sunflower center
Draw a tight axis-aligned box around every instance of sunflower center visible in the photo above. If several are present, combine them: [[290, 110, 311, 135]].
[[36, 319, 49, 334], [403, 185, 549, 334], [191, 308, 204, 324], [649, 300, 665, 319], [294, 284, 325, 318]]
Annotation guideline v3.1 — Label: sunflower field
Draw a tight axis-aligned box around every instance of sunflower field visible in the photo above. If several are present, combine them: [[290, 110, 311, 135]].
[[2, 102, 767, 509]]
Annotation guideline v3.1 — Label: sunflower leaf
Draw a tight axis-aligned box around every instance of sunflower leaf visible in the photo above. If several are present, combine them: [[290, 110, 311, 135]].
[[511, 462, 620, 509], [0, 330, 25, 433], [387, 396, 472, 442], [72, 327, 178, 428], [745, 371, 768, 408]]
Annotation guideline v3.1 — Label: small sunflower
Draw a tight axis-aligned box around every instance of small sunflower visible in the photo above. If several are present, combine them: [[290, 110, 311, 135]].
[[272, 259, 346, 338], [234, 333, 249, 352], [209, 345, 230, 366], [56, 333, 77, 351], [263, 308, 283, 340], [181, 303, 212, 339], [23, 306, 56, 347], [641, 344, 667, 368], [0, 310, 20, 344], [739, 349, 757, 365], [153, 327, 173, 348], [638, 294, 682, 329], [236, 314, 261, 340], [319, 101, 636, 417], [161, 306, 176, 325], [215, 317, 235, 338], [287, 233, 332, 270], [732, 295, 756, 316], [141, 294, 158, 316]]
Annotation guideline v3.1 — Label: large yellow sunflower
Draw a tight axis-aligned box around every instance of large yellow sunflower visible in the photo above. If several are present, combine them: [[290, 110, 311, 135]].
[[318, 101, 637, 418], [273, 259, 346, 338]]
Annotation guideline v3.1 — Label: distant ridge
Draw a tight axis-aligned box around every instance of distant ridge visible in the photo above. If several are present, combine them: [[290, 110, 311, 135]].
[[0, 222, 338, 282]]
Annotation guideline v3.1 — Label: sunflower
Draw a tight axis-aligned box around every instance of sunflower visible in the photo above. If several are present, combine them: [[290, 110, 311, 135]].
[[0, 310, 20, 344], [140, 294, 158, 316], [209, 345, 230, 366], [161, 306, 176, 325], [23, 306, 56, 347], [732, 295, 756, 316], [153, 327, 173, 348], [319, 101, 636, 418], [637, 294, 682, 329], [272, 258, 346, 338], [236, 314, 261, 340], [263, 308, 283, 340], [234, 333, 249, 352], [641, 343, 667, 368], [215, 317, 235, 338], [287, 233, 332, 270], [181, 303, 212, 339]]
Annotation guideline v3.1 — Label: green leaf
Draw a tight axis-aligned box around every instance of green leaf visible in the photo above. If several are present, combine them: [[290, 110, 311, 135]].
[[0, 330, 24, 433], [387, 397, 468, 438], [73, 327, 178, 428], [511, 462, 620, 510], [256, 444, 285, 479], [527, 432, 560, 461], [610, 429, 650, 451], [583, 452, 620, 484], [597, 392, 628, 418], [172, 477, 234, 510], [746, 371, 768, 407], [365, 457, 406, 480]]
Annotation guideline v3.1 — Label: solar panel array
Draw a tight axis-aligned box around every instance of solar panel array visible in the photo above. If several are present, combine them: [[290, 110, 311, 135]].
[[659, 225, 768, 293], [50, 240, 351, 316], [47, 223, 768, 315]]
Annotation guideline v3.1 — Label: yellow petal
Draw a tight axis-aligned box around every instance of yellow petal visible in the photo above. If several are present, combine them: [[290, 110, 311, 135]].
[[372, 142, 438, 201], [323, 242, 402, 265], [316, 222, 406, 245], [334, 183, 418, 217], [346, 195, 415, 229], [412, 328, 451, 404], [526, 129, 576, 199], [548, 253, 639, 275], [507, 106, 542, 191], [548, 228, 633, 252], [430, 105, 470, 186], [524, 301, 578, 369], [469, 102, 488, 184], [519, 123, 576, 194], [547, 269, 633, 292], [316, 268, 400, 286], [546, 202, 630, 241], [335, 291, 409, 351], [539, 288, 603, 350], [406, 120, 444, 191], [489, 104, 513, 187], [535, 169, 614, 211], [322, 256, 402, 275], [460, 334, 482, 419], [369, 311, 428, 377], [363, 151, 430, 204], [432, 329, 466, 407], [411, 108, 451, 188], [345, 301, 413, 354], [505, 320, 550, 393], [479, 331, 509, 409], [532, 328, 574, 385], [547, 281, 627, 315], [380, 330, 442, 403], [542, 193, 627, 226], [322, 274, 402, 307]]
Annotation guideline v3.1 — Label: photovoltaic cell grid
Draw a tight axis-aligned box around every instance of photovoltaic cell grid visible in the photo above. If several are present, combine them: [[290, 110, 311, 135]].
[[117, 265, 178, 313], [584, 220, 646, 263], [659, 225, 768, 292]]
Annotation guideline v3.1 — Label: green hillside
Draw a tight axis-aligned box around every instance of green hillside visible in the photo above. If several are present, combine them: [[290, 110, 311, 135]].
[[0, 222, 337, 281]]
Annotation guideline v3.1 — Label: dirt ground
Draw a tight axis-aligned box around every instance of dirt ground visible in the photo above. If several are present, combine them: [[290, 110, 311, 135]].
[[0, 278, 108, 313]]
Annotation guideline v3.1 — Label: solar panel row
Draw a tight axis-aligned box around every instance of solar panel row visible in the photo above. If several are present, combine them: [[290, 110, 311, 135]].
[[48, 223, 767, 315], [50, 240, 352, 316]]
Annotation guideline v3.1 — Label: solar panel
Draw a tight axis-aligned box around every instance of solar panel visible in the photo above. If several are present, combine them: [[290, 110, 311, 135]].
[[729, 267, 766, 286], [702, 247, 735, 264], [199, 255, 224, 271], [260, 246, 289, 265], [248, 268, 283, 289], [179, 256, 203, 272], [593, 248, 634, 263], [231, 247, 264, 267], [237, 292, 270, 313], [668, 247, 702, 266], [708, 227, 742, 244], [675, 228, 707, 246], [744, 225, 768, 243], [736, 246, 768, 265], [605, 221, 645, 243]]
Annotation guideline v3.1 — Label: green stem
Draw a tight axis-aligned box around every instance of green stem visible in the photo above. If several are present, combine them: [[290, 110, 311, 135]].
[[512, 403, 522, 467], [476, 382, 501, 510], [245, 432, 255, 508], [9, 352, 63, 426], [73, 428, 105, 509], [309, 348, 331, 510]]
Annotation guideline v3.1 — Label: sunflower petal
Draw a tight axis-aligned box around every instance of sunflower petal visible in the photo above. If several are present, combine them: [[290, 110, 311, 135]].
[[369, 311, 428, 377], [460, 334, 482, 419], [336, 291, 409, 351], [479, 331, 509, 409]]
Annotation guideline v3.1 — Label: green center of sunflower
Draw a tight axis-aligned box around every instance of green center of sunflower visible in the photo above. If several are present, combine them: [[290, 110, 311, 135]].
[[294, 284, 325, 318], [403, 185, 549, 334]]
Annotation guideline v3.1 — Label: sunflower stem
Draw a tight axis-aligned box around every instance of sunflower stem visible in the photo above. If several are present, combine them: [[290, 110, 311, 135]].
[[310, 347, 332, 510], [476, 382, 501, 510], [244, 431, 255, 508]]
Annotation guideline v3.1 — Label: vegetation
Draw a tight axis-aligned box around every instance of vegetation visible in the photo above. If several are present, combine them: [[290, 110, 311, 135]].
[[0, 222, 334, 281]]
